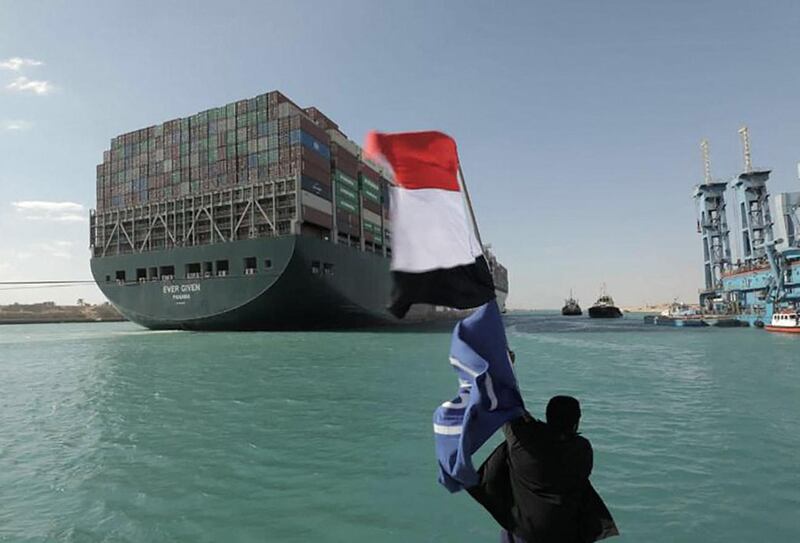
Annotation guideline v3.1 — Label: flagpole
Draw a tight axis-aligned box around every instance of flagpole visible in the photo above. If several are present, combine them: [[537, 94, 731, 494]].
[[457, 164, 485, 253]]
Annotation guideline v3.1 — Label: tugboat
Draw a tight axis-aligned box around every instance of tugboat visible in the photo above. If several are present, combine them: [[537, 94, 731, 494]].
[[561, 290, 582, 316], [764, 310, 800, 334], [588, 286, 623, 319]]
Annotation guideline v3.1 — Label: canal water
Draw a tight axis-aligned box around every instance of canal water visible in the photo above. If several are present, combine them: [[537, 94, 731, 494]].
[[0, 313, 798, 542]]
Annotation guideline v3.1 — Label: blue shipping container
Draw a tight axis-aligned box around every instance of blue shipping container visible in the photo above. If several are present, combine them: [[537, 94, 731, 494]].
[[289, 130, 331, 160], [300, 131, 330, 160], [302, 175, 332, 201]]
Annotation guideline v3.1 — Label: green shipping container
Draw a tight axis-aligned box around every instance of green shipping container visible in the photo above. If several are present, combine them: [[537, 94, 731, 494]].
[[337, 198, 358, 213], [361, 176, 380, 192], [336, 183, 359, 203], [364, 221, 383, 242], [360, 176, 381, 203], [362, 187, 381, 203], [334, 170, 357, 189]]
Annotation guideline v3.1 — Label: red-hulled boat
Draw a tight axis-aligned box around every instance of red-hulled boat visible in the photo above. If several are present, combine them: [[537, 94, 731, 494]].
[[764, 311, 800, 334]]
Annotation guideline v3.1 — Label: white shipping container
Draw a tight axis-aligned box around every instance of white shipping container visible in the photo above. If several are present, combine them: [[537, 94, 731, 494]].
[[301, 190, 333, 215], [327, 129, 361, 158], [363, 208, 382, 225]]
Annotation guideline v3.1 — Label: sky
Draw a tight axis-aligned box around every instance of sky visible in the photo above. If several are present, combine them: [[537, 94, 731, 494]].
[[2, 0, 800, 309]]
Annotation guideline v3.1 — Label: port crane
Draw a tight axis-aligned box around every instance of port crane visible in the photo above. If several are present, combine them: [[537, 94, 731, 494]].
[[694, 126, 800, 322]]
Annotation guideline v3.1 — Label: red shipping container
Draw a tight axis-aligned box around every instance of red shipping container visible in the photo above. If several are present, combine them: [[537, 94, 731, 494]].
[[301, 146, 330, 171], [362, 198, 381, 214], [302, 206, 333, 229], [360, 162, 381, 182], [302, 161, 331, 186], [300, 115, 329, 143], [335, 162, 358, 180]]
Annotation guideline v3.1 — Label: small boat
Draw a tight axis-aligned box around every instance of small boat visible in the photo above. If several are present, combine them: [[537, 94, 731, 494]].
[[660, 300, 701, 318], [650, 300, 706, 326], [561, 290, 582, 316], [588, 287, 623, 319], [764, 311, 800, 333], [649, 315, 708, 327]]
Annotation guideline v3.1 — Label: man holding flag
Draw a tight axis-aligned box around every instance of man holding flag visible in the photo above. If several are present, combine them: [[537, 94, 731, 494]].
[[366, 130, 618, 542]]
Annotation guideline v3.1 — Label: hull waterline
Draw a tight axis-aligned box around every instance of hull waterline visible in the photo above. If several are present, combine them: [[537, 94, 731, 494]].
[[588, 306, 623, 318], [92, 235, 509, 331]]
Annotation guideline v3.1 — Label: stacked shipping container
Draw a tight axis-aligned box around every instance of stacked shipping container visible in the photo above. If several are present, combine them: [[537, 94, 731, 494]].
[[359, 161, 386, 246], [330, 129, 362, 241], [94, 90, 393, 254], [97, 92, 300, 208]]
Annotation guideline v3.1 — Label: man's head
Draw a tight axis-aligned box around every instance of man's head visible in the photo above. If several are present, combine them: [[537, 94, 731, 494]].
[[546, 395, 581, 435]]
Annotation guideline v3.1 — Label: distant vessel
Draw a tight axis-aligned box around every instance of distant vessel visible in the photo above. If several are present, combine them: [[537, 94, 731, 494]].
[[660, 300, 701, 318], [641, 300, 705, 326], [561, 290, 582, 316], [644, 314, 708, 327], [588, 286, 622, 319], [764, 310, 800, 333]]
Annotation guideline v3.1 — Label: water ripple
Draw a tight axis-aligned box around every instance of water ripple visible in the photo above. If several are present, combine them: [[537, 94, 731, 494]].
[[0, 317, 798, 542]]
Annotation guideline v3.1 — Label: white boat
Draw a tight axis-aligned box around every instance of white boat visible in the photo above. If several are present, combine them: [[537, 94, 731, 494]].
[[659, 300, 703, 321], [764, 311, 800, 334], [660, 301, 701, 318]]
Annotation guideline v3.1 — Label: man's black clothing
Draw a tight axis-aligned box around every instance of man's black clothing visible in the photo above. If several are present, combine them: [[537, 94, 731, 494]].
[[468, 415, 618, 542]]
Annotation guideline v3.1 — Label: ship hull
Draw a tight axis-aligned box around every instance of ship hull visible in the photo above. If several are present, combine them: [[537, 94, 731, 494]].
[[645, 315, 708, 327], [588, 306, 623, 318], [764, 325, 800, 333], [91, 235, 508, 330], [561, 305, 582, 316]]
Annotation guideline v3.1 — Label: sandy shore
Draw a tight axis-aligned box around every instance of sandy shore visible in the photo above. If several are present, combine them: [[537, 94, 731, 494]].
[[0, 303, 125, 325]]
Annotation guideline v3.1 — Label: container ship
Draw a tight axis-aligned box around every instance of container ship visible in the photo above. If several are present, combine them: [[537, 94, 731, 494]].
[[693, 128, 800, 325], [89, 90, 508, 330]]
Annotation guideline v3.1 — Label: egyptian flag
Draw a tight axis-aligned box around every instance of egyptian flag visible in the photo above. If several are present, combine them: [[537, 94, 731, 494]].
[[364, 131, 496, 318]]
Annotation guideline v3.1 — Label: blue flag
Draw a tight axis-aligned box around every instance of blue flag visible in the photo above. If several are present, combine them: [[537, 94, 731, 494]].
[[433, 300, 525, 492]]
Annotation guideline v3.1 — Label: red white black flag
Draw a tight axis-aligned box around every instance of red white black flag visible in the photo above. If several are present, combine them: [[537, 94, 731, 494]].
[[365, 130, 495, 318]]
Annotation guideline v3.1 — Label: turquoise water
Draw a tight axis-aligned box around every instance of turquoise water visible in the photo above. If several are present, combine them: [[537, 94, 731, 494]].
[[0, 314, 798, 542]]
